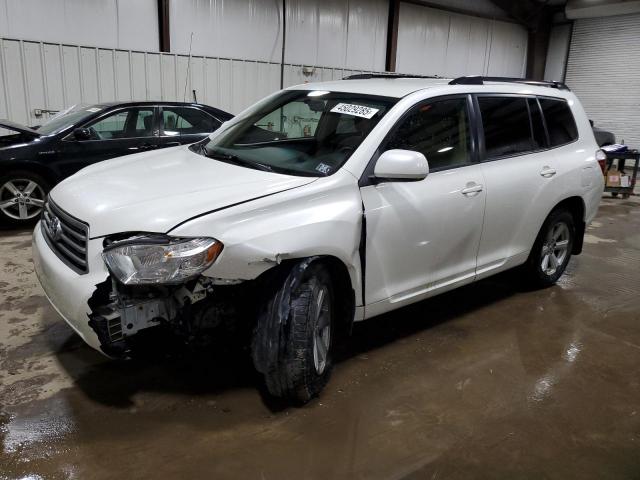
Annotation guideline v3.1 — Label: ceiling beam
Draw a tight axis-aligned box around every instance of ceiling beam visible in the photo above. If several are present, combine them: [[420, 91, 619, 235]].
[[157, 0, 170, 53], [385, 0, 401, 72]]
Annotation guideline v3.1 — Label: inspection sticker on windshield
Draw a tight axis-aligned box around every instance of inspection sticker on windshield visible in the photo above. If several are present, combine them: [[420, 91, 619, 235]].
[[330, 103, 379, 119]]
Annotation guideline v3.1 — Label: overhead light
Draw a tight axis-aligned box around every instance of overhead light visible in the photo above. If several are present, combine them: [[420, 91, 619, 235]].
[[307, 90, 330, 97], [437, 146, 453, 153]]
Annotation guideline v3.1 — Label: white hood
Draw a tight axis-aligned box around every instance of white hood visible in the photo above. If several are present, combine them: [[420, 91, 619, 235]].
[[50, 146, 317, 237]]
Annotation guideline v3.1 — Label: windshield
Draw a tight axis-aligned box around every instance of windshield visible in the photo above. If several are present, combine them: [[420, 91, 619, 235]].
[[191, 90, 397, 177], [36, 104, 103, 136]]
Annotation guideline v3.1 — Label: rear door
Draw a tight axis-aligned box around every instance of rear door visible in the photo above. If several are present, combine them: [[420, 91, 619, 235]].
[[58, 106, 159, 177], [158, 105, 221, 147], [474, 95, 559, 278], [361, 95, 486, 316]]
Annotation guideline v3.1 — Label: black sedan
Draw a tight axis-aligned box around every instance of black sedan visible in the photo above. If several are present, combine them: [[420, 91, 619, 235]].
[[0, 101, 232, 224]]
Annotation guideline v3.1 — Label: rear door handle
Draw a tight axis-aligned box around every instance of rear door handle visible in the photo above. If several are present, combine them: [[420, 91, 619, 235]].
[[461, 183, 483, 196], [165, 142, 181, 147], [540, 166, 557, 177]]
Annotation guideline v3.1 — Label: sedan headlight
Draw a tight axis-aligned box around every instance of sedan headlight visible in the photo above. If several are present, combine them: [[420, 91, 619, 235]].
[[102, 236, 223, 285]]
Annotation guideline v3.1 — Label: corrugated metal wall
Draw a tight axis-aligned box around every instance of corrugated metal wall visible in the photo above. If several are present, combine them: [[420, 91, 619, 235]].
[[565, 14, 640, 147], [0, 37, 381, 129], [170, 0, 389, 71], [396, 4, 528, 77]]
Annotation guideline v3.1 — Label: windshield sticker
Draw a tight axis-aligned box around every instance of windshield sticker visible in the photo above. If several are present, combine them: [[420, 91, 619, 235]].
[[315, 163, 332, 175], [86, 107, 102, 113], [330, 103, 379, 119]]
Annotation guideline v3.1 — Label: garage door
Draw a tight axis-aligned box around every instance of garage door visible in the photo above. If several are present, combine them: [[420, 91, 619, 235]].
[[565, 14, 640, 147]]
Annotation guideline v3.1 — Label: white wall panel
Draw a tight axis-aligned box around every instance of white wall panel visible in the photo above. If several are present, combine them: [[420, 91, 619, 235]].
[[0, 0, 158, 51], [170, 0, 387, 71], [486, 21, 528, 76], [170, 0, 283, 62], [410, 0, 511, 19], [0, 37, 380, 129], [544, 24, 571, 82], [396, 4, 527, 78]]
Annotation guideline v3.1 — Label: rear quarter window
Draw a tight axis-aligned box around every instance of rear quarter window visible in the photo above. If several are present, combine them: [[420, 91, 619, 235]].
[[539, 98, 578, 146]]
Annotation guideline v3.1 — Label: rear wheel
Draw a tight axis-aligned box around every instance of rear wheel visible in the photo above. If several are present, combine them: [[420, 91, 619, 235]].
[[523, 209, 575, 287], [0, 172, 49, 225], [252, 260, 334, 404]]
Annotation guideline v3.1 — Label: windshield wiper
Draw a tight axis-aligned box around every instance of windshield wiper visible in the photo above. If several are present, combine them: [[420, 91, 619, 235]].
[[208, 151, 274, 172]]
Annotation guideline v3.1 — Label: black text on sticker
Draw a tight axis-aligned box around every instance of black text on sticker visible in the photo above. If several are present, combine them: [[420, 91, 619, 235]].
[[330, 103, 379, 119]]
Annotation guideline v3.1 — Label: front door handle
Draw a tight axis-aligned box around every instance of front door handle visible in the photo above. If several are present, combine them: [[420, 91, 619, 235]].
[[461, 183, 483, 196], [138, 143, 158, 151], [540, 166, 557, 178]]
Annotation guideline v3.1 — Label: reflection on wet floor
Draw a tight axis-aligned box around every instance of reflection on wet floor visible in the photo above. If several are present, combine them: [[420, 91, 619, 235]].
[[1, 196, 640, 479]]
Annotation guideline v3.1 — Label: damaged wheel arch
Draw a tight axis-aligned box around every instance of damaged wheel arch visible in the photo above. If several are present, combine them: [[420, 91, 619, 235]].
[[251, 255, 355, 402]]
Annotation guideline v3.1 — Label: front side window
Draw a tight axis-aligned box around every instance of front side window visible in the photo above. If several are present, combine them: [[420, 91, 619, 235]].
[[162, 107, 218, 136], [87, 108, 155, 140], [539, 98, 578, 146], [479, 97, 537, 158], [385, 97, 472, 171], [192, 90, 397, 177]]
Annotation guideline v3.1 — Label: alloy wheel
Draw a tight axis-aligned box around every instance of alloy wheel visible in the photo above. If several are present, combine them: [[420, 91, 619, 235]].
[[0, 179, 46, 220], [540, 221, 570, 276], [312, 285, 331, 375]]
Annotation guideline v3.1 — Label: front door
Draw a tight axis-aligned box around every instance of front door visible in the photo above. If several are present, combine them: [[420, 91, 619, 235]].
[[57, 106, 159, 177], [361, 96, 486, 317]]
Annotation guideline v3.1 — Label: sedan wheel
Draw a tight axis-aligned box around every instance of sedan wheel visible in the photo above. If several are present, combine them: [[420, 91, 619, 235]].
[[0, 178, 47, 221]]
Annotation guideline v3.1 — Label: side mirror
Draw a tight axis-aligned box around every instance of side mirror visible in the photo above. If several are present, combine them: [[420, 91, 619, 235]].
[[73, 127, 91, 141], [374, 149, 429, 181]]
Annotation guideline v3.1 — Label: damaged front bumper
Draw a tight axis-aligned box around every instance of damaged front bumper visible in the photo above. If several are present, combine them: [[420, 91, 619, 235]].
[[33, 223, 242, 356], [33, 222, 108, 351]]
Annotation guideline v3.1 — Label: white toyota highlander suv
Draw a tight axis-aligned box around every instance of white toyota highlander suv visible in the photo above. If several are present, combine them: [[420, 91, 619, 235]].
[[33, 75, 604, 403]]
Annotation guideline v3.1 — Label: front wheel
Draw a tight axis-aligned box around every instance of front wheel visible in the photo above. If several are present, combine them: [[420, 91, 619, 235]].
[[0, 172, 49, 225], [252, 260, 334, 404], [523, 209, 575, 287]]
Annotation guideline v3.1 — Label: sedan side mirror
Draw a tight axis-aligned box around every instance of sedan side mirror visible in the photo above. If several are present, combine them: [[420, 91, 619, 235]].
[[73, 127, 92, 141], [374, 149, 429, 181]]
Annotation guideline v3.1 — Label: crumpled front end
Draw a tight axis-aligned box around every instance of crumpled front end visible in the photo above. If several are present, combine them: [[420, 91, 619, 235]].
[[33, 214, 246, 357]]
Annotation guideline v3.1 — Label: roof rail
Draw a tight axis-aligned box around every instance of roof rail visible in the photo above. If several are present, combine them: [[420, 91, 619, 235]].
[[343, 73, 444, 80], [448, 75, 570, 91]]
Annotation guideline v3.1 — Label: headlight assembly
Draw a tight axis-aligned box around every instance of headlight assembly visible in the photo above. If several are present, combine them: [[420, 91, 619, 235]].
[[102, 236, 223, 285]]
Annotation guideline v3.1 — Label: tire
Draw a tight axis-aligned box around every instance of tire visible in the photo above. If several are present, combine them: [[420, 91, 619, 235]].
[[523, 209, 575, 288], [251, 259, 334, 404], [0, 171, 50, 226]]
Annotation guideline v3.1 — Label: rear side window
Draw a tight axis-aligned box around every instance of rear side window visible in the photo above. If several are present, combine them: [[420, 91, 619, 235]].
[[478, 97, 536, 158], [162, 107, 218, 136], [539, 98, 578, 146]]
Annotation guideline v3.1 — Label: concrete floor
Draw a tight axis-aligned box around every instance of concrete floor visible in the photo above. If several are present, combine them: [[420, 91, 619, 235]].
[[1, 195, 639, 479]]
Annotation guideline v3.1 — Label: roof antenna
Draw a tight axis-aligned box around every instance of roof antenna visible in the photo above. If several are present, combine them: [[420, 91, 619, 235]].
[[183, 32, 194, 102]]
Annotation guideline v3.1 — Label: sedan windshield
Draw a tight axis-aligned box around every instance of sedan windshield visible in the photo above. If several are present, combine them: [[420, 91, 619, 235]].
[[36, 104, 103, 136], [191, 90, 397, 177]]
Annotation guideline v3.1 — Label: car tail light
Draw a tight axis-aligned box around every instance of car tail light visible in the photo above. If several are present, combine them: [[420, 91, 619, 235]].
[[595, 149, 607, 174]]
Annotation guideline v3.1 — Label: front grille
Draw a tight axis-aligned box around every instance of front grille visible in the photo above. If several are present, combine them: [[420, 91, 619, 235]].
[[41, 200, 89, 274]]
